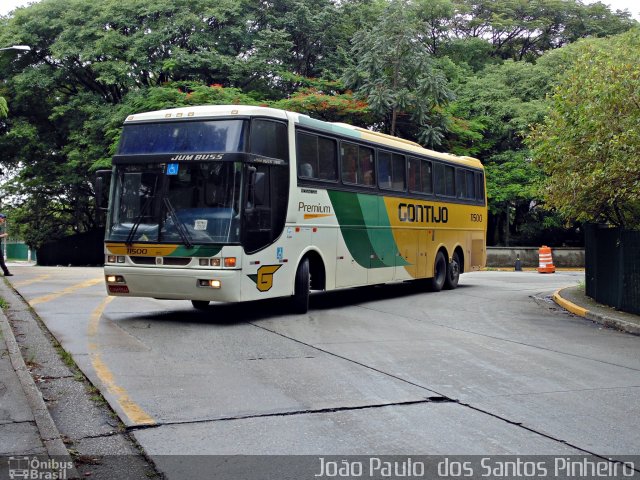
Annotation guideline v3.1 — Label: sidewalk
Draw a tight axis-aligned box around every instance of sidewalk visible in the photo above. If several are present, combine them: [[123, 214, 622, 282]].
[[553, 285, 640, 335], [0, 281, 78, 477], [0, 263, 157, 479]]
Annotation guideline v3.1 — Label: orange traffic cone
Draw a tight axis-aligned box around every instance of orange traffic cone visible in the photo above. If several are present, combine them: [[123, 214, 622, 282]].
[[537, 246, 555, 273]]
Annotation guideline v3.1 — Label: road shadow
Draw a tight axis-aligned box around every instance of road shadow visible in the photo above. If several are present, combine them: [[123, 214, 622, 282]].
[[114, 280, 470, 326]]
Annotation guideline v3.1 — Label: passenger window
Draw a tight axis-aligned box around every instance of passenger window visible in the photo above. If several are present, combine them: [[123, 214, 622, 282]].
[[408, 157, 420, 192], [444, 165, 455, 196], [420, 160, 432, 194], [341, 142, 358, 184], [435, 163, 455, 196], [359, 146, 375, 186], [378, 151, 406, 191], [296, 132, 337, 181]]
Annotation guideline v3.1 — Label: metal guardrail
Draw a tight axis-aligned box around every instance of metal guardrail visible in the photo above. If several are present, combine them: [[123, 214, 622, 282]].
[[585, 224, 640, 315]]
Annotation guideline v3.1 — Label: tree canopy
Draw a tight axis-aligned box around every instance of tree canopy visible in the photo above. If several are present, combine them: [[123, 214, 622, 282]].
[[527, 28, 640, 228], [0, 0, 637, 247]]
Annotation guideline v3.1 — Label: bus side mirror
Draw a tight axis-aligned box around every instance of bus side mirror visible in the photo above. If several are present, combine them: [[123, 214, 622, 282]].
[[95, 170, 112, 210]]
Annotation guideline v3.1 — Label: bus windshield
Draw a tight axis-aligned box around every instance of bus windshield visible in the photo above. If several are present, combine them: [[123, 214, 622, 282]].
[[117, 120, 247, 154], [107, 162, 243, 244]]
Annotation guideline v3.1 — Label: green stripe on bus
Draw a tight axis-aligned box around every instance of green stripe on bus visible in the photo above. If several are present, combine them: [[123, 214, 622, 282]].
[[328, 191, 409, 269], [298, 116, 362, 140], [170, 245, 222, 257]]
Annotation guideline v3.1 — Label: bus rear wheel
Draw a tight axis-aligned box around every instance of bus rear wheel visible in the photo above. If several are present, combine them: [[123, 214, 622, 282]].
[[292, 258, 310, 314], [444, 251, 461, 290], [430, 251, 447, 292], [191, 300, 210, 310]]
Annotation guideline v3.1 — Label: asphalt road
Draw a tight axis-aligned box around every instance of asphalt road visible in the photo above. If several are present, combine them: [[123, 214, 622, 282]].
[[8, 267, 640, 478]]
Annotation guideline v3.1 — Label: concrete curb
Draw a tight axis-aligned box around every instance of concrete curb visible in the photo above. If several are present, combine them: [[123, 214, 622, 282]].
[[553, 287, 640, 336], [0, 303, 79, 477]]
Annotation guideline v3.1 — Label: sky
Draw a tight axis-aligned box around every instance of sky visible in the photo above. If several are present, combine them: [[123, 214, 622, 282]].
[[1, 0, 639, 20]]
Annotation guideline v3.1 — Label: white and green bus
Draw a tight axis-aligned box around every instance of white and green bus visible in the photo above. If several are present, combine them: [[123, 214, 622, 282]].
[[103, 105, 487, 313]]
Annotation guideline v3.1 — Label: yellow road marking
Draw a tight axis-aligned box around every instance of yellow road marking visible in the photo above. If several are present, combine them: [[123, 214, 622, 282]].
[[13, 274, 52, 288], [88, 297, 156, 426], [553, 288, 589, 317], [29, 278, 104, 306]]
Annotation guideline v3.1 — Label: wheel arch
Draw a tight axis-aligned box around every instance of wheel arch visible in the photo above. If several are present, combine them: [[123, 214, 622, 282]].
[[453, 245, 465, 274], [295, 248, 326, 292]]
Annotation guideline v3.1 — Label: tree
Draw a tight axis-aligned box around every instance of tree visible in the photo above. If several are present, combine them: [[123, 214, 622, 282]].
[[528, 29, 640, 228], [450, 0, 636, 61], [342, 0, 454, 146]]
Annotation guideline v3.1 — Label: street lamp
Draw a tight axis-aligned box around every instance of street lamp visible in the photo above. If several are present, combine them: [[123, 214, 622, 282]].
[[0, 45, 30, 52]]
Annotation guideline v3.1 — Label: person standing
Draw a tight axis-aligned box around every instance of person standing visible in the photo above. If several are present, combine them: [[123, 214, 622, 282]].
[[0, 213, 13, 276]]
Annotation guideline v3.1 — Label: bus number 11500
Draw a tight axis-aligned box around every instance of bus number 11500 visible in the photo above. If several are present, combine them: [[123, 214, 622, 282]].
[[470, 213, 483, 222]]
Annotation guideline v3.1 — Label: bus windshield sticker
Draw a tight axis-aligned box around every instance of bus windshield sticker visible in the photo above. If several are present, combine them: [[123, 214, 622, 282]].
[[194, 219, 208, 231], [167, 163, 179, 175]]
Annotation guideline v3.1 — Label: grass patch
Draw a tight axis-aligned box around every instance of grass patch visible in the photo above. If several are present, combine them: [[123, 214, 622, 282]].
[[0, 297, 9, 309], [55, 345, 76, 368]]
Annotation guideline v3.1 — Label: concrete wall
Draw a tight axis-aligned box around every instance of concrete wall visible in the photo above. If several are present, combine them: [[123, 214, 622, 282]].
[[487, 247, 584, 268]]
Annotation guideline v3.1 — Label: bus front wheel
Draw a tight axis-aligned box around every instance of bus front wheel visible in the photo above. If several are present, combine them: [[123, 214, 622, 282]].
[[292, 258, 310, 314], [191, 300, 210, 310], [430, 251, 447, 292], [444, 251, 461, 290]]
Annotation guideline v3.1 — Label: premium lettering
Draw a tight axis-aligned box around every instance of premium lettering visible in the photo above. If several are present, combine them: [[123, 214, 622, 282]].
[[299, 202, 332, 214]]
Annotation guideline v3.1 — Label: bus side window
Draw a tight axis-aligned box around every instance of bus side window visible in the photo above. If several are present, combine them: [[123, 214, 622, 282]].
[[420, 160, 433, 194], [456, 169, 466, 199], [408, 157, 420, 192], [434, 163, 445, 196], [475, 172, 485, 204], [341, 142, 358, 184], [466, 170, 475, 199], [297, 132, 317, 178], [318, 137, 337, 180], [359, 146, 375, 186], [251, 120, 289, 161], [378, 151, 392, 189], [391, 153, 406, 190]]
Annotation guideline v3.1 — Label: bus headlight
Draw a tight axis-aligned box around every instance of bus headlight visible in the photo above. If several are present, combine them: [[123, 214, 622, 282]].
[[106, 275, 126, 284], [198, 279, 221, 289]]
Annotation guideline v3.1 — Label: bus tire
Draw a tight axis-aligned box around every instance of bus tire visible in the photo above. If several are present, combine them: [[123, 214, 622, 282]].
[[292, 258, 310, 314], [444, 251, 461, 290], [430, 251, 447, 292], [191, 300, 210, 310]]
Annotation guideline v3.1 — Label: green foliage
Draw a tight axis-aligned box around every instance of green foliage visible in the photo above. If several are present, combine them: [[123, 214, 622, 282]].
[[450, 0, 636, 61], [0, 0, 637, 248], [528, 29, 640, 228], [343, 0, 454, 146], [272, 75, 374, 125]]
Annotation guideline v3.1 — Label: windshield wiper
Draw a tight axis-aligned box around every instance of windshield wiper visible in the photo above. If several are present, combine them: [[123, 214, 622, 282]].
[[125, 194, 154, 245], [163, 197, 193, 249]]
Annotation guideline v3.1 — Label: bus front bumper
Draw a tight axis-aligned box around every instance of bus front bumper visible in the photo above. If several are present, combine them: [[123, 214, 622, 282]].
[[104, 266, 242, 303]]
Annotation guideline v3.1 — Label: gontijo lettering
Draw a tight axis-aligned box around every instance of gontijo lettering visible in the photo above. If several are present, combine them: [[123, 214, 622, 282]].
[[398, 203, 448, 224], [299, 202, 332, 214]]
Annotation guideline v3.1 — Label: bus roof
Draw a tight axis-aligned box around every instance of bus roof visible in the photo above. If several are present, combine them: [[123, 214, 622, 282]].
[[123, 104, 483, 169]]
